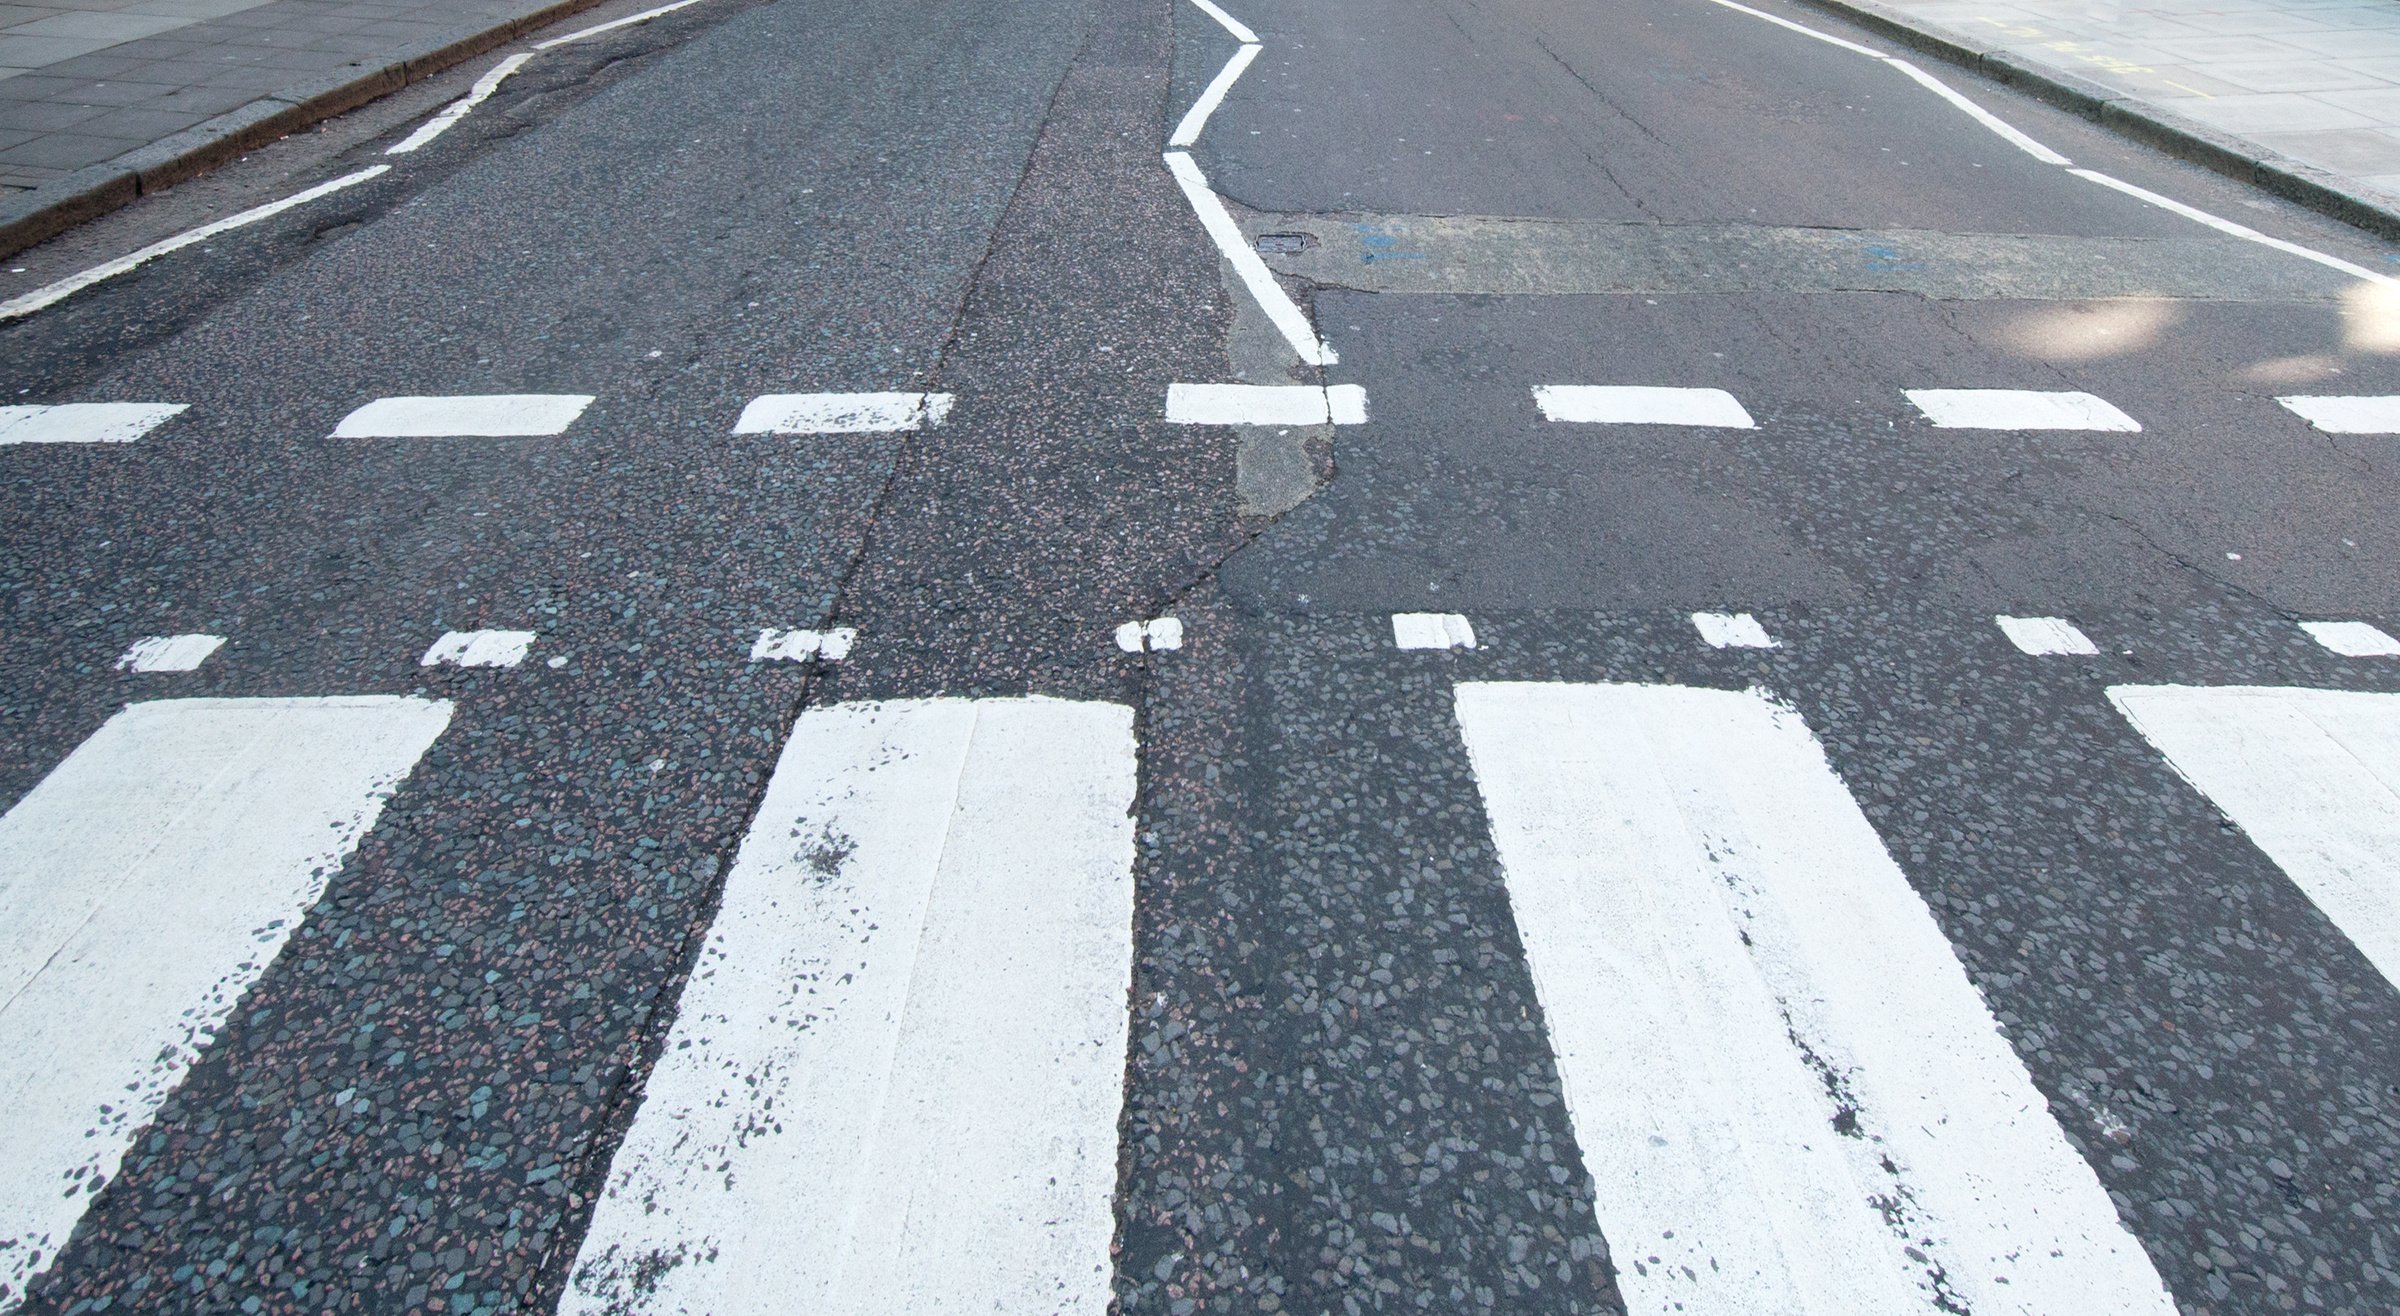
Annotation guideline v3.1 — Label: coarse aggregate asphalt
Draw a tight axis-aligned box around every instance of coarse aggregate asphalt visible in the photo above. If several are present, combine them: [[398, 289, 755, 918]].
[[2, 0, 2399, 1307]]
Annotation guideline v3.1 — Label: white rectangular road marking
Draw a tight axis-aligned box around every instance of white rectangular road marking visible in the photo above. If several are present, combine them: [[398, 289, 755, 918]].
[[1452, 682, 2176, 1316], [2113, 685, 2400, 988], [420, 629, 536, 668], [1906, 388, 2142, 432], [0, 696, 451, 1304], [732, 392, 956, 434], [561, 698, 1138, 1316], [2276, 395, 2400, 434], [1164, 382, 1366, 426], [1532, 385, 1756, 428], [1692, 610, 1778, 648], [1392, 612, 1476, 650], [749, 627, 856, 662], [2301, 620, 2400, 657], [1996, 615, 2099, 656], [1114, 617, 1184, 653], [115, 633, 226, 672], [0, 403, 187, 445], [331, 394, 594, 438]]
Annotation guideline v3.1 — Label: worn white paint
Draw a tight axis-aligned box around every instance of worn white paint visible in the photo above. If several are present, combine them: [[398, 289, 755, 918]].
[[532, 0, 708, 49], [333, 394, 594, 438], [0, 696, 451, 1308], [2277, 395, 2400, 434], [561, 698, 1138, 1316], [750, 627, 857, 662], [1115, 617, 1183, 653], [1161, 151, 1335, 366], [1164, 382, 1363, 426], [1170, 41, 1260, 148], [1906, 388, 2141, 432], [115, 634, 226, 672], [2113, 685, 2400, 988], [733, 392, 955, 434], [1184, 0, 1257, 42], [419, 629, 536, 668], [1392, 612, 1476, 650], [0, 167, 391, 323], [1996, 615, 2099, 656], [0, 403, 187, 445], [1532, 385, 1755, 428], [386, 52, 532, 154], [2300, 620, 2400, 657], [1452, 681, 2177, 1316], [1692, 611, 1778, 649]]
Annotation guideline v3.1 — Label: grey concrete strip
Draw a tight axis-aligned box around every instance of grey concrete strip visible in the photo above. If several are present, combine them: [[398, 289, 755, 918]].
[[0, 0, 613, 257], [1788, 0, 2400, 241]]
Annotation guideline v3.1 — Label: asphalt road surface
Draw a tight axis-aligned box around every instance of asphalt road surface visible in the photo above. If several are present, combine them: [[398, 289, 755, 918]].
[[3, 0, 2399, 1309]]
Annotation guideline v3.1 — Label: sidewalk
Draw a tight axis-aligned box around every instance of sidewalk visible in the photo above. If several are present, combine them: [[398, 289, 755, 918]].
[[1811, 0, 2400, 232], [0, 0, 604, 252]]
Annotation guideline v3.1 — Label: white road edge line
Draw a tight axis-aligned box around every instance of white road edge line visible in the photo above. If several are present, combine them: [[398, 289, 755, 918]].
[[1185, 0, 1258, 43], [531, 0, 707, 49], [1882, 58, 2071, 166], [1163, 151, 1335, 366], [0, 165, 391, 322], [2070, 168, 2397, 286], [1170, 42, 1260, 148], [386, 52, 534, 154]]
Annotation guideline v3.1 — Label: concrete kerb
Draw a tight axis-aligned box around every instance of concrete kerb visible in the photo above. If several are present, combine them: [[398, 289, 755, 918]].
[[1792, 0, 2400, 244], [0, 0, 617, 260]]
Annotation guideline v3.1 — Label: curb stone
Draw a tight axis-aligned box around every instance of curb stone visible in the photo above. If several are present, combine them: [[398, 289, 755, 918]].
[[1792, 0, 2400, 246], [0, 0, 618, 261]]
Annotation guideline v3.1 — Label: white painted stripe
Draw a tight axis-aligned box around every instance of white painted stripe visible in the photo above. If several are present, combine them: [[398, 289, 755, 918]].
[[1326, 382, 1367, 425], [1170, 42, 1260, 148], [334, 394, 593, 438], [1906, 388, 2141, 431], [420, 629, 536, 668], [560, 698, 1137, 1316], [1533, 385, 1755, 428], [1883, 59, 2073, 165], [0, 166, 391, 323], [2113, 684, 2400, 988], [115, 634, 225, 672], [1452, 682, 2177, 1316], [531, 0, 707, 49], [1184, 0, 1258, 43], [1114, 617, 1183, 653], [1392, 612, 1476, 650], [1692, 611, 1778, 648], [1996, 615, 2099, 656], [1166, 382, 1323, 425], [2300, 619, 2400, 657], [386, 52, 531, 154], [732, 392, 954, 434], [1162, 151, 1336, 366], [0, 403, 187, 446], [0, 696, 451, 1304], [1691, 0, 1885, 55], [750, 627, 857, 662], [2069, 169, 2396, 288], [2277, 395, 2400, 434]]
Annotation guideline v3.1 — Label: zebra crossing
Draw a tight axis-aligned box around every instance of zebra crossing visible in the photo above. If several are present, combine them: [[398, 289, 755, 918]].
[[3, 616, 2396, 1313]]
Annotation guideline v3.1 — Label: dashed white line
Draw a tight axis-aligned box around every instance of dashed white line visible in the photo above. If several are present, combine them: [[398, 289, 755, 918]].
[[2114, 685, 2400, 989], [1164, 382, 1365, 425], [333, 393, 594, 438], [1170, 42, 1261, 148], [1692, 611, 1779, 649], [1532, 385, 1756, 428], [420, 629, 537, 668], [732, 392, 955, 434], [0, 403, 187, 445], [115, 633, 225, 672], [1162, 151, 1336, 367], [750, 627, 857, 662], [560, 697, 1137, 1316], [2300, 619, 2400, 657], [1996, 615, 2099, 656], [1392, 612, 1477, 650], [1453, 681, 2179, 1316], [0, 696, 451, 1305], [1906, 388, 2142, 432], [386, 52, 533, 154], [1115, 617, 1184, 653], [2276, 395, 2400, 434]]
